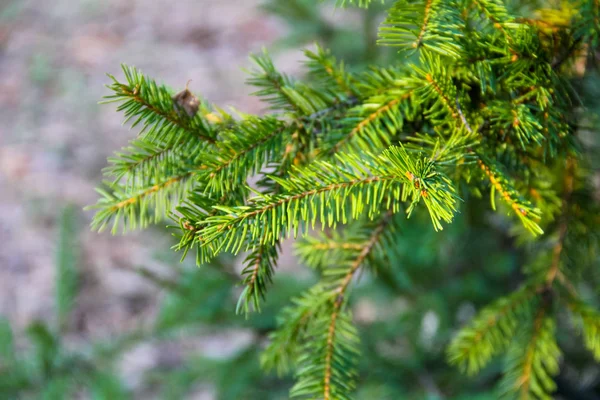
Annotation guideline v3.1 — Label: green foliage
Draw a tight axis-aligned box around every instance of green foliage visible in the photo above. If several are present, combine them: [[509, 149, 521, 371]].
[[378, 0, 463, 57], [447, 284, 539, 376], [85, 0, 600, 398], [498, 310, 560, 399]]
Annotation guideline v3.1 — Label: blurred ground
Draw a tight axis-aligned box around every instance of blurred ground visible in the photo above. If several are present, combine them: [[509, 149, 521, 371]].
[[0, 0, 307, 396]]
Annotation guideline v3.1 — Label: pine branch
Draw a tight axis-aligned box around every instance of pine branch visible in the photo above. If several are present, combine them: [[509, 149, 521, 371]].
[[322, 213, 390, 400], [379, 0, 463, 57], [499, 306, 560, 400], [291, 309, 359, 400], [291, 212, 392, 400], [567, 298, 600, 362], [488, 101, 545, 150], [248, 50, 333, 115], [102, 65, 217, 144], [85, 4, 599, 397], [304, 45, 358, 97], [103, 137, 208, 189], [236, 242, 280, 315], [447, 284, 539, 375], [261, 286, 331, 376], [477, 157, 543, 235], [90, 170, 196, 233], [328, 93, 410, 154], [412, 54, 544, 235], [408, 53, 460, 122], [295, 223, 369, 270], [471, 0, 516, 46], [202, 116, 290, 196], [174, 189, 247, 265], [197, 145, 458, 258]]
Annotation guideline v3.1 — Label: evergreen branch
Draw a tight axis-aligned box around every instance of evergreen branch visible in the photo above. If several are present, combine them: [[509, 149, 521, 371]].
[[202, 117, 290, 196], [488, 102, 545, 149], [447, 284, 539, 375], [567, 298, 600, 362], [291, 309, 359, 400], [499, 306, 560, 400], [354, 65, 407, 96], [248, 50, 332, 115], [197, 145, 458, 258], [328, 93, 410, 154], [302, 96, 360, 122], [89, 170, 195, 233], [291, 213, 392, 399], [236, 242, 280, 315], [477, 157, 543, 235], [261, 286, 331, 376], [379, 0, 463, 57], [419, 69, 545, 235], [304, 45, 357, 97], [407, 54, 460, 122], [409, 127, 480, 165], [414, 0, 434, 48], [103, 137, 207, 189], [471, 0, 516, 46], [424, 72, 458, 119], [296, 226, 368, 270], [322, 213, 390, 400], [174, 189, 247, 265], [102, 65, 217, 143], [518, 308, 548, 397]]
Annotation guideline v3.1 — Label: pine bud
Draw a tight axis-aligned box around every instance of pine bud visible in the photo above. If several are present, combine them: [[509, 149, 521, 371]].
[[172, 80, 199, 118]]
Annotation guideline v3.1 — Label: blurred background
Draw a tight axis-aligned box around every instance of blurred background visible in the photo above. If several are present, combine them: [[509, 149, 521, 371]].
[[1, 1, 599, 399]]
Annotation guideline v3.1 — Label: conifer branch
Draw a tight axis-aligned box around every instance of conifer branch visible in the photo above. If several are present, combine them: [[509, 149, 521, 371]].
[[517, 307, 547, 397], [102, 65, 217, 143], [379, 0, 463, 57], [197, 145, 458, 257], [567, 298, 600, 362], [236, 242, 280, 315], [471, 0, 515, 46], [477, 158, 543, 235], [248, 51, 331, 116], [414, 0, 434, 49], [90, 169, 196, 233], [423, 67, 544, 235], [86, 4, 598, 397], [447, 284, 539, 375], [104, 138, 207, 189], [203, 117, 290, 196], [329, 94, 409, 153], [120, 85, 215, 144], [305, 46, 357, 97], [322, 212, 391, 400], [262, 286, 331, 376], [499, 305, 560, 400]]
